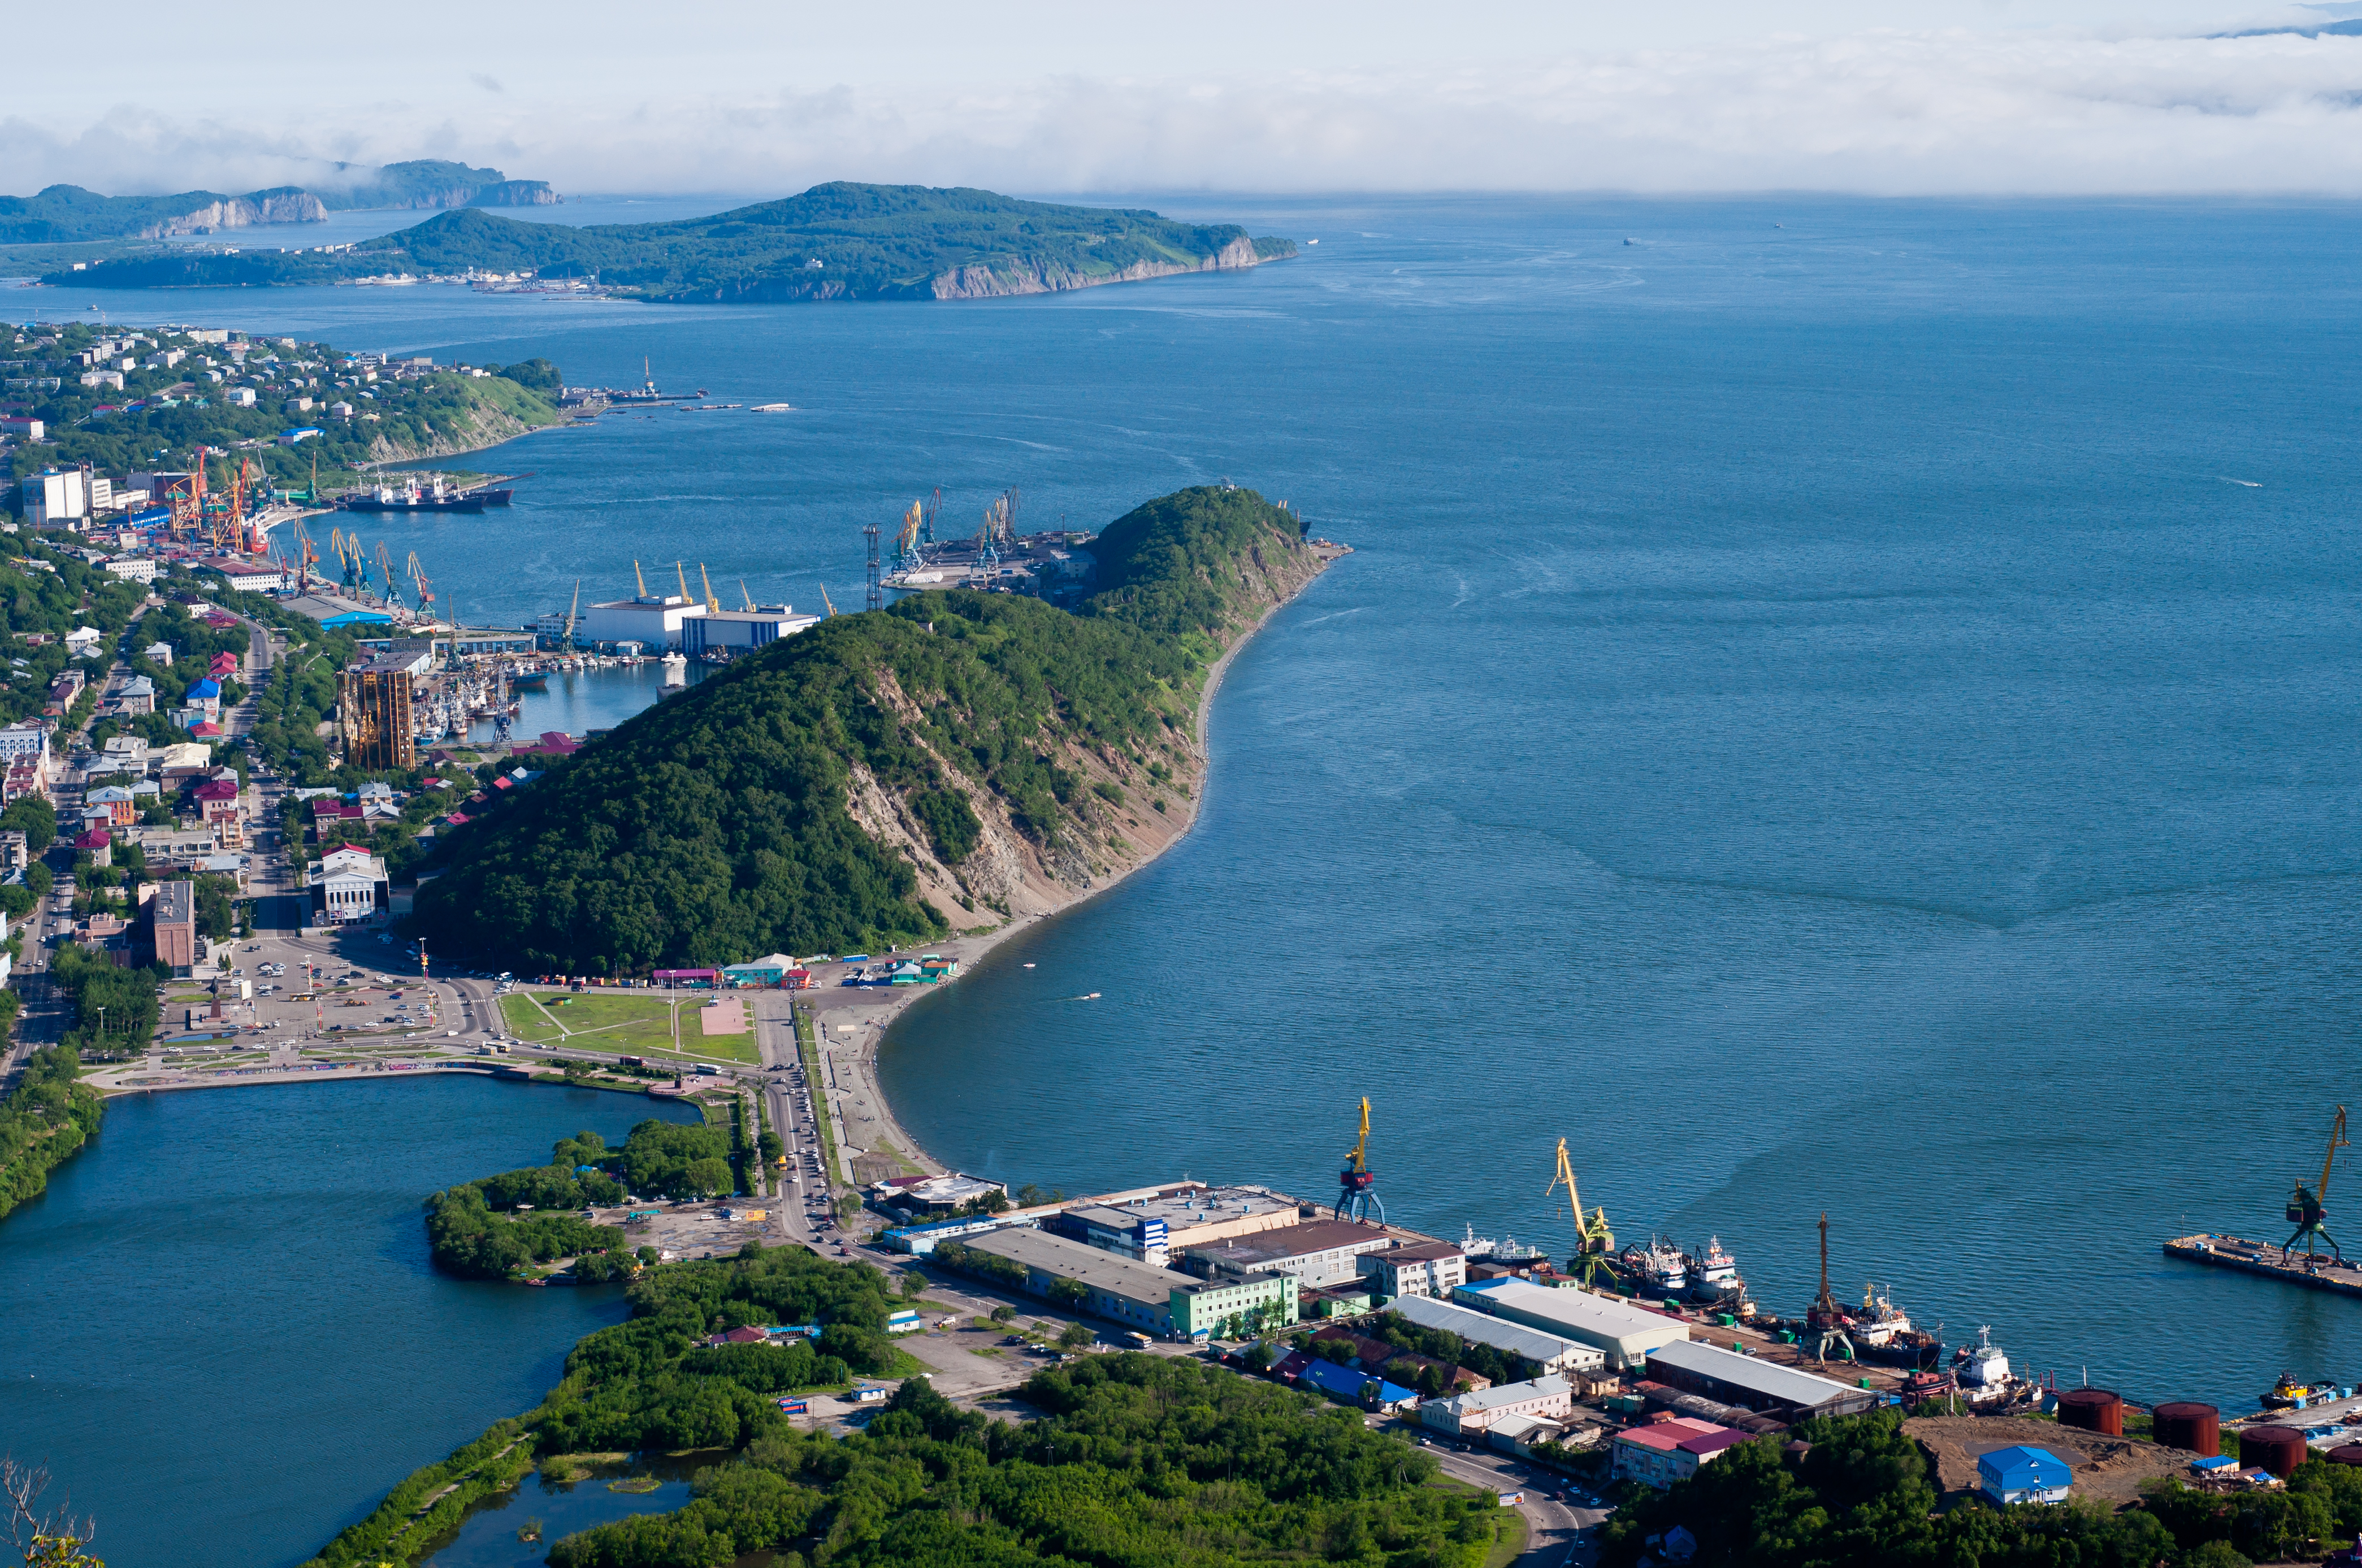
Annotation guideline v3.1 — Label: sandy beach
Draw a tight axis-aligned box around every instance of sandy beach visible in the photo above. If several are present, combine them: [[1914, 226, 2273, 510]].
[[792, 542, 1349, 1185]]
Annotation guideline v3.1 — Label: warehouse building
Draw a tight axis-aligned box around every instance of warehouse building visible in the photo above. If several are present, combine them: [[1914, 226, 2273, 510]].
[[1641, 1340, 1883, 1420], [579, 593, 708, 651], [962, 1227, 1298, 1340], [1453, 1279, 1689, 1371], [1069, 1182, 1308, 1253], [1386, 1294, 1607, 1378], [681, 607, 821, 657], [1363, 1239, 1466, 1300], [1043, 1204, 1175, 1269]]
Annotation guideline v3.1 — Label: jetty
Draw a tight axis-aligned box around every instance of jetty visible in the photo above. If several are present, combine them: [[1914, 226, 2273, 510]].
[[2162, 1233, 2362, 1298]]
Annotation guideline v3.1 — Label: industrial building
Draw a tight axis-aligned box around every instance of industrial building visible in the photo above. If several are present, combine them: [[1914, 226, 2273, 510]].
[[339, 654, 422, 772], [1453, 1279, 1690, 1371], [1641, 1341, 1883, 1420], [1363, 1239, 1466, 1300], [1386, 1294, 1608, 1378], [579, 594, 708, 651], [960, 1227, 1298, 1340], [1184, 1218, 1401, 1289], [1069, 1183, 1309, 1254], [681, 608, 821, 657], [1043, 1204, 1175, 1269], [1419, 1374, 1574, 1437], [1297, 1358, 1417, 1411]]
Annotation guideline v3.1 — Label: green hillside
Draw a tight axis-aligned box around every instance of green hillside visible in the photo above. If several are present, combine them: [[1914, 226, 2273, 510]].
[[50, 183, 1295, 302], [411, 487, 1316, 972]]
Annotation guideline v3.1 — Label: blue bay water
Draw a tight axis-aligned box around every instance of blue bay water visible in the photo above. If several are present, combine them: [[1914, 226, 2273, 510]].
[[0, 1080, 696, 1568], [7, 196, 2362, 1555]]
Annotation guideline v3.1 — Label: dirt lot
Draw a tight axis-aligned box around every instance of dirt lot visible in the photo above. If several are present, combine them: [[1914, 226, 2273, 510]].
[[1907, 1416, 2198, 1506], [594, 1199, 775, 1263]]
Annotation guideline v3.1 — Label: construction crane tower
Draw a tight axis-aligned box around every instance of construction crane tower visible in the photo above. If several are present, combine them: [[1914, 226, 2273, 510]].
[[561, 580, 582, 648], [2286, 1106, 2351, 1270], [1805, 1213, 1857, 1363], [1333, 1097, 1385, 1224], [698, 563, 720, 614]]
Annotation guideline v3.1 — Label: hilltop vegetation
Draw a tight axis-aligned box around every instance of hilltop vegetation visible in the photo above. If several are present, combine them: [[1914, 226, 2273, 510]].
[[0, 160, 554, 246], [51, 183, 1295, 302], [0, 1047, 100, 1222], [413, 486, 1320, 972]]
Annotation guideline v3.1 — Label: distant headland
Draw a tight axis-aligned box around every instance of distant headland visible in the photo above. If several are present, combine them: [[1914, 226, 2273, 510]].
[[0, 160, 558, 246], [38, 183, 1298, 303]]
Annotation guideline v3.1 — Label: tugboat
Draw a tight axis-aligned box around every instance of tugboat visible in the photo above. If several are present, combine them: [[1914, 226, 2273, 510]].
[[1852, 1283, 1946, 1370], [2262, 1371, 2347, 1410], [1685, 1237, 1748, 1308]]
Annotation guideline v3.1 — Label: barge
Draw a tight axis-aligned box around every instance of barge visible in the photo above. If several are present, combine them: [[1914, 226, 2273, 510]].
[[2163, 1232, 2362, 1298]]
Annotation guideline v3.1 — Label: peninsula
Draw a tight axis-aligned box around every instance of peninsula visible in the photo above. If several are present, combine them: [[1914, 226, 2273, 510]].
[[415, 484, 1334, 970], [0, 160, 557, 247], [43, 183, 1297, 303]]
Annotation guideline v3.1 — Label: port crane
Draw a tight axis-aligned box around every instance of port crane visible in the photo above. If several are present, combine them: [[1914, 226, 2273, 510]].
[[817, 583, 838, 617], [894, 500, 924, 572], [406, 551, 434, 619], [698, 563, 720, 614], [922, 487, 941, 544], [2285, 1105, 2350, 1270], [1805, 1213, 1857, 1363], [1546, 1137, 1616, 1288], [739, 579, 756, 612], [1333, 1097, 1385, 1224], [561, 579, 582, 649]]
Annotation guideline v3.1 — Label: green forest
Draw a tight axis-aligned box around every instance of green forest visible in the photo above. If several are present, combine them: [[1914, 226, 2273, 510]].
[[423, 1120, 737, 1279], [0, 1045, 99, 1222], [306, 1270, 1504, 1568], [413, 485, 1314, 971], [1600, 1407, 2362, 1567], [0, 161, 551, 245], [50, 183, 1295, 302]]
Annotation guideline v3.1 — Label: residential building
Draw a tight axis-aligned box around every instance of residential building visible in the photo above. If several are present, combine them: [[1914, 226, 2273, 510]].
[[0, 830, 27, 873], [103, 556, 156, 584], [1451, 1279, 1691, 1371], [2, 759, 46, 804], [1641, 1341, 1883, 1421], [63, 627, 101, 657], [0, 724, 49, 770], [73, 827, 112, 867], [100, 737, 149, 774], [226, 387, 255, 407], [1978, 1447, 2073, 1506], [1419, 1374, 1573, 1437], [1611, 1418, 1753, 1489], [1, 418, 44, 441], [117, 675, 155, 715], [339, 653, 421, 771], [86, 785, 136, 827], [307, 845, 389, 923], [151, 879, 198, 976], [1296, 1357, 1418, 1411], [1362, 1239, 1466, 1300], [187, 677, 220, 719], [193, 778, 241, 827], [145, 641, 174, 666], [48, 670, 84, 706]]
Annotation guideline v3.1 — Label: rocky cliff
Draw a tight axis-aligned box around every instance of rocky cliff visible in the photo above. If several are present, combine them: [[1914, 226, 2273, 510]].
[[140, 189, 328, 238], [928, 234, 1278, 300]]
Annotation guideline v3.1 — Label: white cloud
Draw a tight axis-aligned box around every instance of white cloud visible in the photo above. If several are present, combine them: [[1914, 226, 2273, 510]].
[[12, 25, 2362, 197]]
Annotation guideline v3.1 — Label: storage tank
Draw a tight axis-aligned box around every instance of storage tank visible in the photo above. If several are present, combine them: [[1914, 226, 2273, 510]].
[[2056, 1387, 2125, 1436], [2152, 1401, 2221, 1454], [2327, 1444, 2362, 1469], [2240, 1425, 2309, 1478]]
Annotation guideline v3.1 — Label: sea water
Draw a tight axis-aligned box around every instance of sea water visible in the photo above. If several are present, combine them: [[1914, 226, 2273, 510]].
[[10, 197, 2362, 1548]]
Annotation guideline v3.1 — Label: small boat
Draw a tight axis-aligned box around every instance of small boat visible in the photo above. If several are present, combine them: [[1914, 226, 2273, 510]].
[[509, 671, 548, 690], [1951, 1325, 2017, 1404], [1852, 1283, 1945, 1370], [660, 652, 688, 688], [2263, 1371, 2346, 1410], [752, 402, 795, 412]]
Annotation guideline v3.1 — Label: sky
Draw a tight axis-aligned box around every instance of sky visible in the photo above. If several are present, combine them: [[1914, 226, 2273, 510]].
[[10, 0, 2362, 197]]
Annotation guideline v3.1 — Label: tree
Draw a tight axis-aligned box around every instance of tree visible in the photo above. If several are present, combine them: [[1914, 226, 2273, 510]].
[[989, 1305, 1015, 1324], [1058, 1321, 1092, 1350], [682, 1157, 734, 1199]]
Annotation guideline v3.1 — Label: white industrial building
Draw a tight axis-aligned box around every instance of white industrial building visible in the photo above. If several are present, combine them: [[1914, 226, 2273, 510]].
[[21, 471, 86, 525], [1453, 1279, 1690, 1371], [579, 595, 709, 651], [1386, 1293, 1607, 1377], [1419, 1374, 1574, 1437], [1185, 1218, 1402, 1289], [682, 608, 821, 657]]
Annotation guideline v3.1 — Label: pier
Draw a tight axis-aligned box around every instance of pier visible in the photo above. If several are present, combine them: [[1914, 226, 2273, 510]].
[[2162, 1232, 2362, 1298]]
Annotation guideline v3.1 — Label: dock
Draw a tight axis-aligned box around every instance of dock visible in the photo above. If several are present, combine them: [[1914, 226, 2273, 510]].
[[2163, 1233, 2362, 1298]]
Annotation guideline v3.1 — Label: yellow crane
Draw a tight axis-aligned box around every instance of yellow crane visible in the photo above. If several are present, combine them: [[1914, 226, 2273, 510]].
[[561, 579, 582, 648], [2287, 1105, 2351, 1267], [894, 499, 921, 566], [739, 578, 756, 612], [1333, 1097, 1384, 1223], [817, 583, 838, 617], [1546, 1137, 1617, 1288], [634, 559, 649, 598], [698, 562, 720, 614], [375, 541, 398, 607], [406, 550, 434, 618], [675, 561, 692, 605]]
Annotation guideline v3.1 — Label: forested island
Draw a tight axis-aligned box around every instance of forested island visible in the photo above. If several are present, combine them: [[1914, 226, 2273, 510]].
[[414, 485, 1328, 971], [46, 183, 1295, 302], [0, 160, 556, 246]]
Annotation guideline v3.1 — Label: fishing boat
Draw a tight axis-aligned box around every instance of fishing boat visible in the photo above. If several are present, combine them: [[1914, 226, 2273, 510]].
[[1852, 1283, 1945, 1370], [1951, 1325, 2019, 1404], [1459, 1225, 1545, 1263], [1613, 1236, 1689, 1298], [1685, 1236, 1748, 1308], [2262, 1371, 2347, 1410]]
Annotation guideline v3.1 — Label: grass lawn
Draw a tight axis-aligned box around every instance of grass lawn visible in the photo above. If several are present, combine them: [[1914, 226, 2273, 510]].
[[1481, 1508, 1527, 1568], [497, 992, 760, 1064]]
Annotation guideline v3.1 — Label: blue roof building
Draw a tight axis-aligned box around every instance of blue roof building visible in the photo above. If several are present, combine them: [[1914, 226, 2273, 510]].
[[189, 678, 220, 700], [1295, 1356, 1418, 1411], [1977, 1445, 2073, 1506]]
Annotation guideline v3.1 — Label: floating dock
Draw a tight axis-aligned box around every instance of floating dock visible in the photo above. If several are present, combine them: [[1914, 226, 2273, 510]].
[[2163, 1233, 2362, 1297]]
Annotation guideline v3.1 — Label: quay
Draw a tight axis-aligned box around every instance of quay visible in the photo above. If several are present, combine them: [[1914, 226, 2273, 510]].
[[2162, 1233, 2362, 1298]]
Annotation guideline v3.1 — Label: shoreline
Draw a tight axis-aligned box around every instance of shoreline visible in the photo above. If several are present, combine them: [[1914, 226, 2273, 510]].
[[804, 544, 1348, 1186]]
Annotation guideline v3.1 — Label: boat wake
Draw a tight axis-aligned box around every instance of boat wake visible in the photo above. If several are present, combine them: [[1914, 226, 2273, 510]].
[[2218, 476, 2263, 487]]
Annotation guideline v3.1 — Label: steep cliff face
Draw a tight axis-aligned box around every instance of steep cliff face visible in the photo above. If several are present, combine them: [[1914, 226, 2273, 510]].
[[926, 234, 1280, 300], [466, 180, 560, 207], [140, 190, 328, 237]]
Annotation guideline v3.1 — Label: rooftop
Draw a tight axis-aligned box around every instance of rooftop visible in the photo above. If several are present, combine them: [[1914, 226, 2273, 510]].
[[1429, 1374, 1571, 1417], [1388, 1295, 1599, 1366], [1645, 1340, 1869, 1408], [964, 1226, 1203, 1307], [1188, 1218, 1399, 1270], [1077, 1183, 1305, 1238], [154, 879, 193, 926]]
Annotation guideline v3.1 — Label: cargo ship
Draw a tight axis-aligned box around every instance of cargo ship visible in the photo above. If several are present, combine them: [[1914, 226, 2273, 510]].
[[340, 475, 513, 513], [2164, 1233, 2362, 1298]]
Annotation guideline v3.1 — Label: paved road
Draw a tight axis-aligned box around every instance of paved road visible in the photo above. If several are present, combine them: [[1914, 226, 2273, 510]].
[[1410, 1435, 1607, 1566]]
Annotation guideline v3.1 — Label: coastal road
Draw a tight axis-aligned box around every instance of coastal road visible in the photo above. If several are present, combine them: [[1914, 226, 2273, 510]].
[[753, 994, 834, 1254], [1411, 1436, 1604, 1566]]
